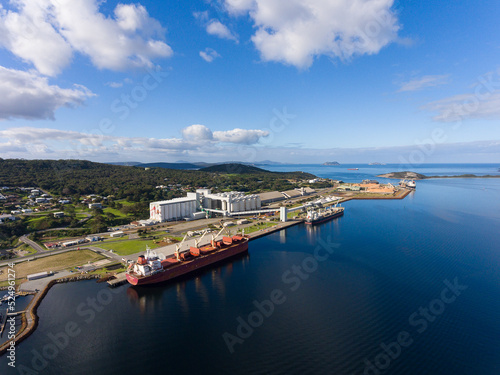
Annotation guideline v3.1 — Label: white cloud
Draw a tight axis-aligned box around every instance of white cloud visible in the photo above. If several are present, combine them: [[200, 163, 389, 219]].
[[206, 19, 238, 41], [0, 127, 106, 146], [224, 0, 254, 14], [0, 66, 94, 120], [0, 0, 172, 76], [0, 142, 27, 153], [223, 0, 400, 68], [398, 75, 450, 92], [106, 82, 123, 88], [181, 124, 214, 141], [0, 0, 73, 76], [424, 92, 500, 122], [0, 125, 269, 157], [200, 48, 221, 62], [213, 128, 269, 144]]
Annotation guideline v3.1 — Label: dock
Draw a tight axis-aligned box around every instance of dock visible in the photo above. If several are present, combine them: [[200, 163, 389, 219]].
[[107, 272, 128, 287]]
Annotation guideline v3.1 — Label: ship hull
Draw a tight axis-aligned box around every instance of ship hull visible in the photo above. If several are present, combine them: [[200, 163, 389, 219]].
[[126, 240, 248, 286], [305, 210, 344, 225]]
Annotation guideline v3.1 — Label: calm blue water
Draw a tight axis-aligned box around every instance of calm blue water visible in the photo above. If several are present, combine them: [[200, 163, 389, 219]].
[[1, 165, 499, 374], [265, 163, 500, 182]]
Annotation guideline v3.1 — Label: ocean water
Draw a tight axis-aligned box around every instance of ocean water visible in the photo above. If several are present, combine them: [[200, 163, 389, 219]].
[[1, 165, 499, 374]]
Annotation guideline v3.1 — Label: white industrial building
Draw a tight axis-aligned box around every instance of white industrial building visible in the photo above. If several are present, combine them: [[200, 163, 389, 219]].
[[149, 189, 262, 222], [201, 191, 261, 213], [150, 195, 199, 222]]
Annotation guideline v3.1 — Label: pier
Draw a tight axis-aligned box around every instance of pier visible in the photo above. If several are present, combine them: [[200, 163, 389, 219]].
[[107, 272, 128, 287]]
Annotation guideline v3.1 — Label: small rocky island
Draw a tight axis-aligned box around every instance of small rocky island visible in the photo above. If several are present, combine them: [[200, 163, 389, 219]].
[[322, 161, 340, 166], [377, 171, 427, 179], [377, 171, 500, 179]]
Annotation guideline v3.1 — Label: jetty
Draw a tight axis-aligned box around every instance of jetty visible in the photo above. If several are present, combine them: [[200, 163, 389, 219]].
[[107, 272, 128, 287]]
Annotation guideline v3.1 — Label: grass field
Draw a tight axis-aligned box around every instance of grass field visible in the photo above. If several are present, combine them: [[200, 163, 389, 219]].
[[103, 206, 131, 218], [95, 239, 160, 256], [244, 222, 278, 234], [0, 250, 105, 281]]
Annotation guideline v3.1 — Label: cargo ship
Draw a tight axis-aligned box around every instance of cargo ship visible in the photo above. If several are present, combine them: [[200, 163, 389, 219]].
[[305, 206, 344, 225], [347, 168, 359, 170], [126, 228, 248, 286]]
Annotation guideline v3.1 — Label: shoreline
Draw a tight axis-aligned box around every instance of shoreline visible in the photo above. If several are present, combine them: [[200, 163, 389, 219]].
[[0, 189, 412, 356]]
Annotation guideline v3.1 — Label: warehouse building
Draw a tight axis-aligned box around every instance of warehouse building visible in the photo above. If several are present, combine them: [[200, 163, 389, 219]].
[[149, 189, 262, 222]]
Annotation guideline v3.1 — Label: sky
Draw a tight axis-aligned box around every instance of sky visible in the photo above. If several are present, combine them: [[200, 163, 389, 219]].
[[0, 0, 499, 164]]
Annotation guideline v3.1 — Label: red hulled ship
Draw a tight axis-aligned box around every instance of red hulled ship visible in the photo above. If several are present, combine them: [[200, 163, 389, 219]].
[[126, 228, 249, 286]]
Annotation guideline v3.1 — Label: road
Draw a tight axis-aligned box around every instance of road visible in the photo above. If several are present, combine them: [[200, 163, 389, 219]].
[[0, 245, 121, 267], [19, 235, 46, 253]]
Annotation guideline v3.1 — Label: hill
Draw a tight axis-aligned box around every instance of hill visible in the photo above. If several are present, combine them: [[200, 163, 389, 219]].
[[139, 162, 200, 170], [0, 159, 317, 201], [199, 163, 270, 174]]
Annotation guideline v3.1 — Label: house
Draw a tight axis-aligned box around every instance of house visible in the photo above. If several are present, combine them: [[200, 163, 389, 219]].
[[53, 212, 65, 218], [88, 203, 102, 209], [59, 199, 71, 204], [21, 209, 33, 213]]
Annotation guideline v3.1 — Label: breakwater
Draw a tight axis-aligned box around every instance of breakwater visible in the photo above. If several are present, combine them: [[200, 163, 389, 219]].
[[0, 274, 101, 355]]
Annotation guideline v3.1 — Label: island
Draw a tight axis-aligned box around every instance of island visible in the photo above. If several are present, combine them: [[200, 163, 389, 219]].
[[377, 171, 500, 179], [322, 161, 340, 166]]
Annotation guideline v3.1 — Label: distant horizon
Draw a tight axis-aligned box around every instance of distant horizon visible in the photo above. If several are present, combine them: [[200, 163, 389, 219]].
[[1, 158, 498, 167]]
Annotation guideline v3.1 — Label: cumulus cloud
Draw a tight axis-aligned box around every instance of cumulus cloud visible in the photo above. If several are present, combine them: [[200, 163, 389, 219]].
[[0, 66, 94, 120], [213, 128, 269, 144], [0, 0, 172, 76], [398, 75, 450, 92], [199, 48, 221, 62], [206, 19, 238, 41], [223, 0, 400, 68], [181, 124, 214, 141]]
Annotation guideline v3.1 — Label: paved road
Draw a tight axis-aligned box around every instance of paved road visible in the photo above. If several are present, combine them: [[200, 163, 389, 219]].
[[0, 245, 120, 267], [19, 235, 46, 253]]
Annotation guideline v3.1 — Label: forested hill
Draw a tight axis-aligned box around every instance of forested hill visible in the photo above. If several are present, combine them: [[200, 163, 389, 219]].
[[0, 159, 316, 201]]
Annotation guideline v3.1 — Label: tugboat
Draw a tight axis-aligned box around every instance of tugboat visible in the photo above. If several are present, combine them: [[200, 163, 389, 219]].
[[126, 227, 249, 286]]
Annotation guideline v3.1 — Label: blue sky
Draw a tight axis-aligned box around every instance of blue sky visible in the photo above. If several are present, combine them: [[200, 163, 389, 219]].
[[0, 0, 499, 163]]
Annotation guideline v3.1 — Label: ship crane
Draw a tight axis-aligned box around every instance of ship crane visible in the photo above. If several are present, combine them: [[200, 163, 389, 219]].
[[194, 230, 209, 247], [175, 233, 191, 261]]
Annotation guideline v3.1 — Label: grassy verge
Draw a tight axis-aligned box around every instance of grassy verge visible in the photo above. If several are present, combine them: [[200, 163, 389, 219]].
[[244, 222, 278, 234], [0, 250, 105, 281], [94, 239, 160, 256]]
